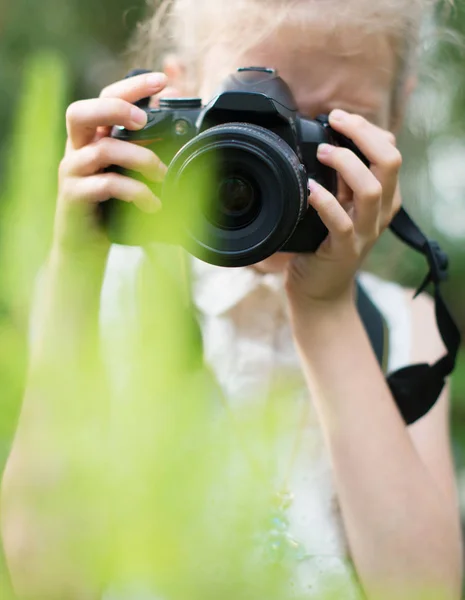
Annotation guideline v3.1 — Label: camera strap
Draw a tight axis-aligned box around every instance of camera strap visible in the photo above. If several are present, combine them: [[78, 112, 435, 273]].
[[384, 208, 461, 424], [355, 281, 387, 369]]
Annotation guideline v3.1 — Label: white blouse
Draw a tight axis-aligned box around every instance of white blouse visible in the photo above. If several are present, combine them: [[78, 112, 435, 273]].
[[100, 245, 413, 599]]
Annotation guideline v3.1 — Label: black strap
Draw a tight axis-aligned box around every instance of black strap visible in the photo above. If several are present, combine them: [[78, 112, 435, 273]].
[[386, 208, 461, 424], [356, 282, 385, 369]]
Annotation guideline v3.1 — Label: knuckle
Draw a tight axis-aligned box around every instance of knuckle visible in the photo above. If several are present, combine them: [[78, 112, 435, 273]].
[[364, 181, 383, 202], [386, 131, 397, 145], [339, 219, 354, 238], [390, 149, 403, 171], [93, 137, 113, 163], [99, 84, 112, 98], [61, 178, 84, 205], [95, 174, 114, 200], [85, 143, 103, 170], [383, 149, 403, 171], [65, 101, 82, 126], [58, 156, 71, 179]]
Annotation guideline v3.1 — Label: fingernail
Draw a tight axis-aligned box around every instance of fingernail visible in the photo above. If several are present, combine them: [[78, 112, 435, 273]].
[[147, 73, 167, 88], [330, 109, 348, 122], [130, 107, 148, 128], [308, 179, 320, 193], [317, 143, 334, 157]]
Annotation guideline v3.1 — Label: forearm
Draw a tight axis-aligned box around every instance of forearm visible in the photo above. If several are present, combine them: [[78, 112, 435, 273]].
[[1, 247, 109, 600], [30, 244, 108, 366], [11, 245, 110, 461], [290, 297, 462, 599]]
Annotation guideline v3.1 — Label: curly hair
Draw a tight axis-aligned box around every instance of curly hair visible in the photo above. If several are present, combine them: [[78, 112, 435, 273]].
[[128, 0, 456, 106]]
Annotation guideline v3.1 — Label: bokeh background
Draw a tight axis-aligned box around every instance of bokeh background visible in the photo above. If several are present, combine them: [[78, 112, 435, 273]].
[[0, 0, 464, 596]]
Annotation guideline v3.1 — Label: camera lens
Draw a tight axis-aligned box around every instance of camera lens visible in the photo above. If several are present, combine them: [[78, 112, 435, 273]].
[[210, 175, 261, 229], [219, 177, 254, 216], [163, 122, 308, 267]]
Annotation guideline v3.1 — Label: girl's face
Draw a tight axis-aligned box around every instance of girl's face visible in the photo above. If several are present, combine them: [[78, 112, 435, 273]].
[[180, 23, 403, 271], [199, 25, 398, 129]]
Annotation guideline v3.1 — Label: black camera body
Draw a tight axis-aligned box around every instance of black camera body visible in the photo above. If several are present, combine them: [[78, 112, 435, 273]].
[[104, 67, 366, 267]]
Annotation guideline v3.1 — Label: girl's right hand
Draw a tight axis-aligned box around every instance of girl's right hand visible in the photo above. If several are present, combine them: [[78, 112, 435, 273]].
[[55, 72, 169, 256]]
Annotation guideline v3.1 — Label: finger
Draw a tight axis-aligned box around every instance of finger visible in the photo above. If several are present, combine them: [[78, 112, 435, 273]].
[[380, 181, 402, 231], [66, 98, 148, 150], [100, 72, 167, 102], [328, 110, 402, 170], [64, 137, 167, 182], [307, 179, 354, 251], [328, 110, 402, 206], [63, 173, 161, 214], [317, 144, 382, 236], [336, 174, 354, 209]]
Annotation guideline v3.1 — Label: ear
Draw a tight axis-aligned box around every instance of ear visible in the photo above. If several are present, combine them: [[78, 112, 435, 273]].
[[390, 74, 417, 134]]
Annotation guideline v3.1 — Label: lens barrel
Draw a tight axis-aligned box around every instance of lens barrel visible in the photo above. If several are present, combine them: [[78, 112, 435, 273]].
[[162, 123, 308, 267]]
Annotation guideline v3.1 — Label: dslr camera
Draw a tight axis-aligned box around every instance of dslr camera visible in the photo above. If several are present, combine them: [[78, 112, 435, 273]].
[[104, 67, 367, 267]]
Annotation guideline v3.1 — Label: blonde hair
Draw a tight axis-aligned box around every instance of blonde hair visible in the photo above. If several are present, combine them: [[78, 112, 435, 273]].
[[129, 0, 455, 110]]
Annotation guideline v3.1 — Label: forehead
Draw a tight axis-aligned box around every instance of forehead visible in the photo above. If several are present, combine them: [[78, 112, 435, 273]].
[[200, 25, 397, 128]]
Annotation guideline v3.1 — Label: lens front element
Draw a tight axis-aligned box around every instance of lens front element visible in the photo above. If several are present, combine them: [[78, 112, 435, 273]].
[[210, 175, 261, 230]]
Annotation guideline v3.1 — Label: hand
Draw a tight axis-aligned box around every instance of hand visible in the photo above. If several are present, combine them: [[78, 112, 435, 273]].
[[285, 109, 402, 312], [55, 72, 169, 257]]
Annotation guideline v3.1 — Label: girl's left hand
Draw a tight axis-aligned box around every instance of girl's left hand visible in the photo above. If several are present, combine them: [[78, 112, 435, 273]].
[[285, 108, 402, 311]]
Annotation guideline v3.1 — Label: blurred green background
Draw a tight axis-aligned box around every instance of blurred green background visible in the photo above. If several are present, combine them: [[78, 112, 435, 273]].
[[0, 0, 464, 594]]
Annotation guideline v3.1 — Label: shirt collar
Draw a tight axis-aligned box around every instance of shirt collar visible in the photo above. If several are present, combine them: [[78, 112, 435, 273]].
[[191, 257, 286, 317]]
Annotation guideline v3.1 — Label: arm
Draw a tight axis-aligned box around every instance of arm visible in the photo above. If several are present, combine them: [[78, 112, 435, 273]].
[[1, 72, 167, 600], [285, 108, 462, 599], [290, 293, 462, 600], [1, 249, 109, 600]]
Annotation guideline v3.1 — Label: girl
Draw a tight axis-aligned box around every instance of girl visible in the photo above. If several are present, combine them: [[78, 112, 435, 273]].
[[2, 1, 462, 599]]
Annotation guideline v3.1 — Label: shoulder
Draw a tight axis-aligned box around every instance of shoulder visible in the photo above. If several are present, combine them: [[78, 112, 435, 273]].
[[406, 289, 445, 365]]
